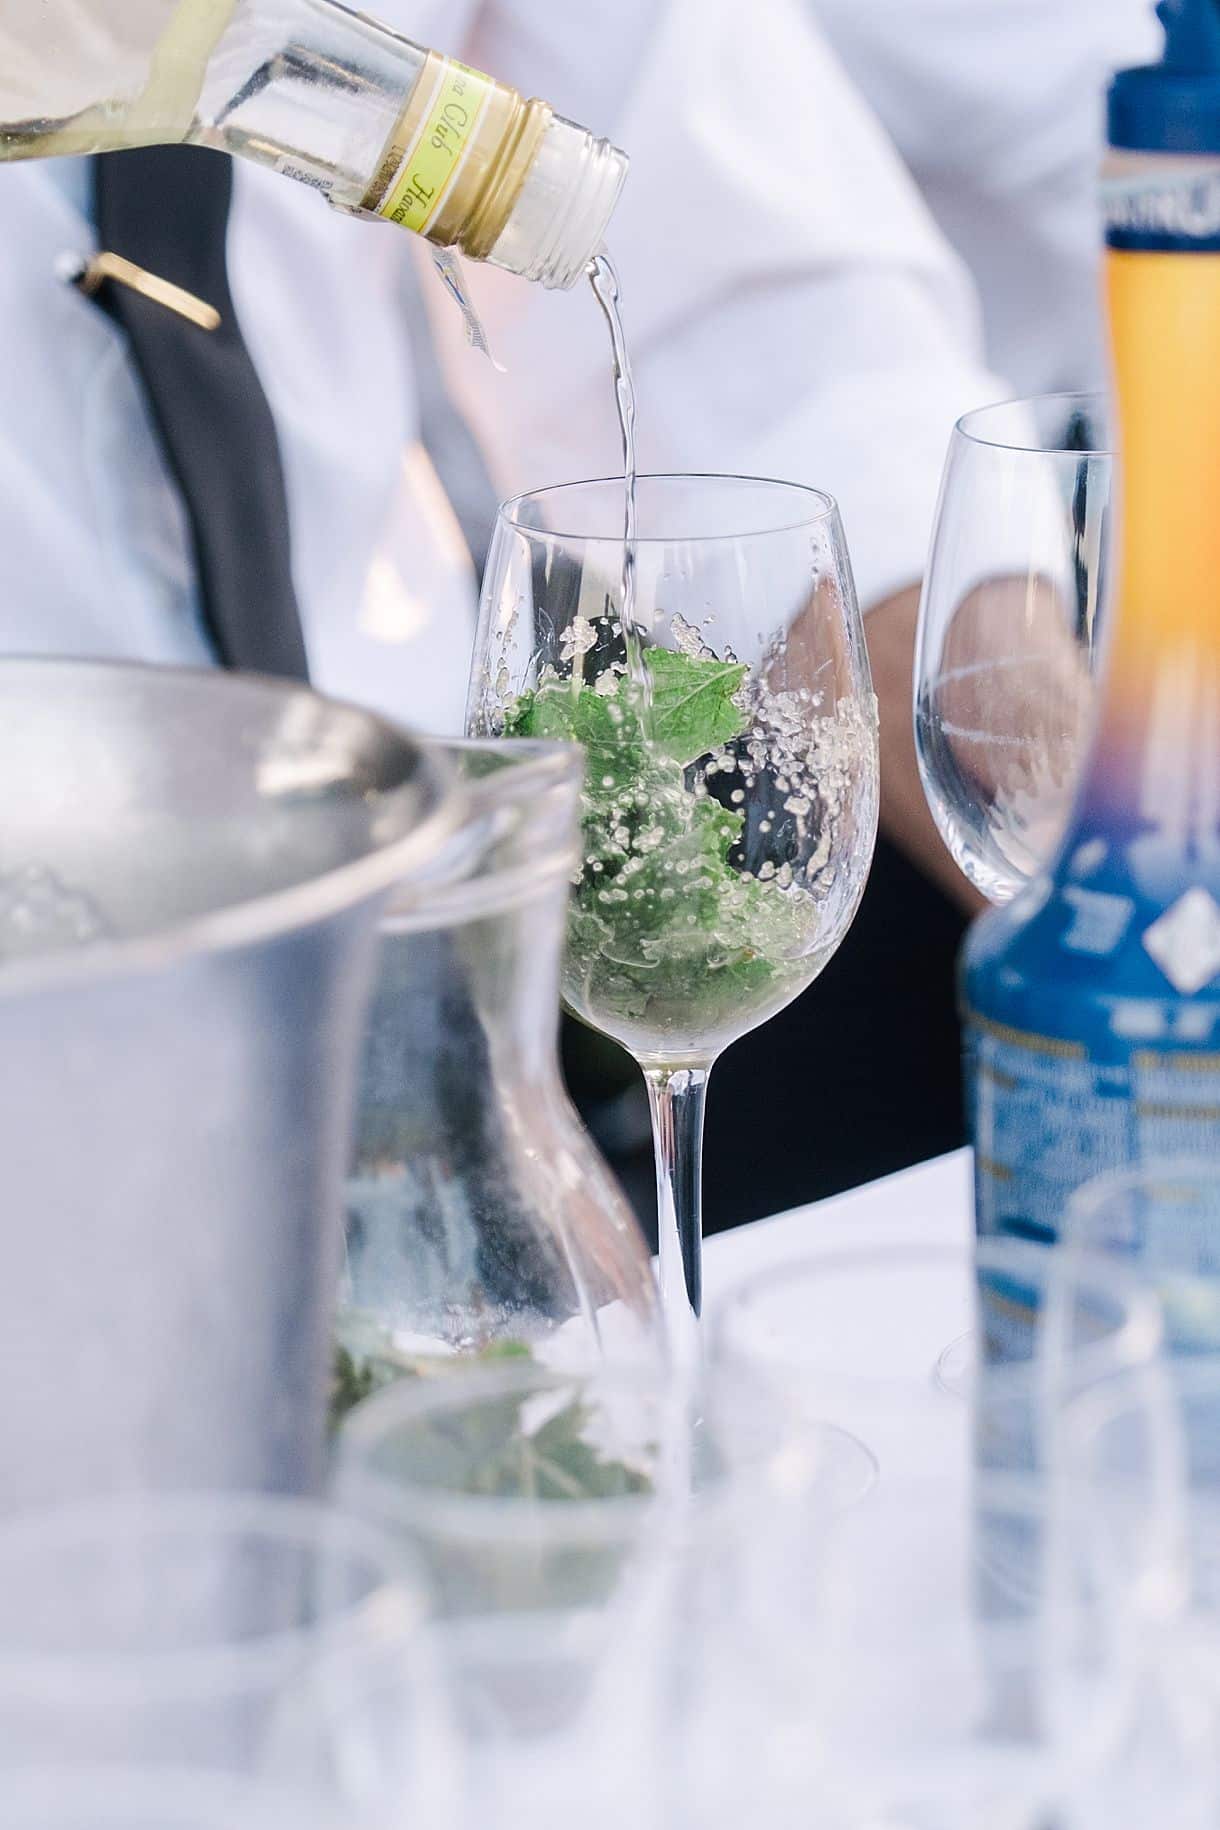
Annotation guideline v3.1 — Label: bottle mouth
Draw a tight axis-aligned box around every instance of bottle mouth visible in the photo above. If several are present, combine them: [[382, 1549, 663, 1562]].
[[489, 115, 629, 290]]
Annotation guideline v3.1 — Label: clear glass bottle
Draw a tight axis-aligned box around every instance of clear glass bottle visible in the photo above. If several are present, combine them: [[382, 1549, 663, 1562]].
[[335, 739, 663, 1413], [0, 0, 628, 289]]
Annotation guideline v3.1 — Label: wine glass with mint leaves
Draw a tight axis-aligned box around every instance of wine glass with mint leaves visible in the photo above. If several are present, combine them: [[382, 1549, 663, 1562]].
[[469, 476, 878, 1348]]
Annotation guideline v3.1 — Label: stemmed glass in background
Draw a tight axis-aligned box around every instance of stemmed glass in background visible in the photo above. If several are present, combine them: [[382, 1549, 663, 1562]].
[[915, 392, 1111, 905], [470, 474, 879, 1345], [914, 392, 1113, 1393]]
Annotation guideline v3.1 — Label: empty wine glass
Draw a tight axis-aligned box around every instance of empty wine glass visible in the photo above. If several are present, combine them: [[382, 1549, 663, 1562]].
[[470, 475, 879, 1345], [915, 392, 1111, 904]]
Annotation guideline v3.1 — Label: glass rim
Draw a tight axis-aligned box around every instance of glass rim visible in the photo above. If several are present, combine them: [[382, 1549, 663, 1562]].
[[706, 1237, 1164, 1395], [1071, 1351, 1220, 1422], [815, 1461, 1133, 1597], [1066, 1155, 1220, 1228], [953, 390, 1113, 457], [381, 736, 583, 931], [0, 1490, 426, 1697], [337, 1361, 675, 1545], [0, 662, 468, 1002], [496, 472, 840, 544], [0, 660, 464, 1003]]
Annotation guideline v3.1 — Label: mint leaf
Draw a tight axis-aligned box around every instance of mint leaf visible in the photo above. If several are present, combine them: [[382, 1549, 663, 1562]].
[[647, 649, 748, 764], [330, 1334, 653, 1500], [503, 644, 815, 1052], [526, 1401, 652, 1499], [503, 676, 644, 787], [505, 649, 747, 770]]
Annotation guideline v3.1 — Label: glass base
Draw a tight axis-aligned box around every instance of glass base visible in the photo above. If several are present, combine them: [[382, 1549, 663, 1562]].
[[934, 1330, 978, 1398], [815, 1424, 881, 1512], [700, 1408, 879, 1514]]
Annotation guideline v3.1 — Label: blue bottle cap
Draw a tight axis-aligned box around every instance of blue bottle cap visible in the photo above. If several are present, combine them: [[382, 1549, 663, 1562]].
[[1109, 0, 1220, 153]]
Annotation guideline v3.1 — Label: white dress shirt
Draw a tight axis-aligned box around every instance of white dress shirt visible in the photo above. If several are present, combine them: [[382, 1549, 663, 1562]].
[[811, 0, 1160, 398], [0, 0, 1127, 734]]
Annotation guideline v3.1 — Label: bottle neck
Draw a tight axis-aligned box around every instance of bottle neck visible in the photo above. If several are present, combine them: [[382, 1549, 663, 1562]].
[[1075, 163, 1220, 860], [351, 50, 548, 254], [352, 49, 627, 289], [0, 0, 626, 289]]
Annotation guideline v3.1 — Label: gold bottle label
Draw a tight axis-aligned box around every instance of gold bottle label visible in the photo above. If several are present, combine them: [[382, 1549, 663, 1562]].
[[366, 55, 494, 236], [361, 52, 551, 260]]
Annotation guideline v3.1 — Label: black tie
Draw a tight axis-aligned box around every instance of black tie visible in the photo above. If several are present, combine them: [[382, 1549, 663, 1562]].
[[92, 146, 310, 682]]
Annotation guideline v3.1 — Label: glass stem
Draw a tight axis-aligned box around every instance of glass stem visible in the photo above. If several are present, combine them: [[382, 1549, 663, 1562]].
[[644, 1065, 711, 1361]]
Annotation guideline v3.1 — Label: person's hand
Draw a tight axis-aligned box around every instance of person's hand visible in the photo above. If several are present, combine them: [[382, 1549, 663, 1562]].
[[868, 574, 1094, 915], [866, 583, 988, 916], [933, 572, 1094, 816]]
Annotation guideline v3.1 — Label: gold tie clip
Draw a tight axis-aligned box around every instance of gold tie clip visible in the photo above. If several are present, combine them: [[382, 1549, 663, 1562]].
[[60, 250, 222, 332]]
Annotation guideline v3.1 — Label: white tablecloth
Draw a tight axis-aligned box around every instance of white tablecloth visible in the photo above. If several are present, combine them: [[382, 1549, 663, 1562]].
[[700, 1149, 978, 1494], [703, 1147, 973, 1291]]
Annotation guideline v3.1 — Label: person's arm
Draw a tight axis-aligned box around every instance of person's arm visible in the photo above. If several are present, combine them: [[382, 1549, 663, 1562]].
[[428, 0, 1010, 900], [867, 582, 985, 916]]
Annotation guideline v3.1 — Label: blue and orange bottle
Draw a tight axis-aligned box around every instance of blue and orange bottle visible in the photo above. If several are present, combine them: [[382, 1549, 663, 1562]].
[[964, 0, 1220, 1247]]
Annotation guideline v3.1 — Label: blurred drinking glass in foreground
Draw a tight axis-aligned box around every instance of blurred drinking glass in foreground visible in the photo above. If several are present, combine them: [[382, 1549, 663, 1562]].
[[774, 1473, 1138, 1830], [705, 1236, 1162, 1483], [336, 1361, 678, 1830], [915, 392, 1110, 903], [337, 1356, 877, 1830], [0, 1493, 453, 1823], [1071, 1355, 1220, 1827], [702, 1239, 1176, 1827], [2, 1770, 373, 1830], [1065, 1158, 1220, 1819], [1067, 1160, 1220, 1356]]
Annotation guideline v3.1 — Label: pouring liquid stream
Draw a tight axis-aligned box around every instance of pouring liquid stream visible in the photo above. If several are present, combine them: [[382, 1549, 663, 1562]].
[[589, 250, 652, 727]]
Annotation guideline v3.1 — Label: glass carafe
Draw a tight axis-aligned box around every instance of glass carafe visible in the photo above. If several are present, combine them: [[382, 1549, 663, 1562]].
[[338, 739, 662, 1399]]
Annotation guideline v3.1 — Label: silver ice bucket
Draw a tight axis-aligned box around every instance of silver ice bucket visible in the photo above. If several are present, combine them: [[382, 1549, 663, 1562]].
[[0, 661, 459, 1511]]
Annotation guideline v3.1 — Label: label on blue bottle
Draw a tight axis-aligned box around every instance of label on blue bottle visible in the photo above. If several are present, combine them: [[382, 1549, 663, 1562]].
[[970, 1013, 1127, 1243], [1103, 167, 1220, 253], [968, 1009, 1220, 1243]]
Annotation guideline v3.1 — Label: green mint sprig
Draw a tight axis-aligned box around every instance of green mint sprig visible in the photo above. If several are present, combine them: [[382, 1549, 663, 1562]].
[[506, 651, 813, 1037]]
